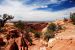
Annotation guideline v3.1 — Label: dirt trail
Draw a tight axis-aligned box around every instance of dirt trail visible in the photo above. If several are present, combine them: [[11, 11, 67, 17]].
[[28, 39, 46, 50], [5, 38, 47, 50]]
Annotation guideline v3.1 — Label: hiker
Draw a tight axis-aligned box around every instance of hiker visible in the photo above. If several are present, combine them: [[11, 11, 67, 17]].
[[20, 35, 29, 50], [24, 31, 33, 46]]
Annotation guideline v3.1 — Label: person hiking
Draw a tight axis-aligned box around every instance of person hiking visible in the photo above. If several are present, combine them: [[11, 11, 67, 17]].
[[20, 35, 28, 50], [23, 31, 33, 46]]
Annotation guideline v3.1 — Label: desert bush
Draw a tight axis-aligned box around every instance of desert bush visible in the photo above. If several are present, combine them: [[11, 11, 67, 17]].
[[44, 30, 55, 41], [57, 25, 63, 30], [28, 28, 42, 38], [70, 13, 75, 24], [34, 32, 42, 38], [48, 23, 57, 32], [14, 20, 25, 30], [28, 28, 36, 33]]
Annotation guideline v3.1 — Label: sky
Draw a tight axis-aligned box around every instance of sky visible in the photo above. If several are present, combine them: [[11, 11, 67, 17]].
[[0, 0, 75, 21]]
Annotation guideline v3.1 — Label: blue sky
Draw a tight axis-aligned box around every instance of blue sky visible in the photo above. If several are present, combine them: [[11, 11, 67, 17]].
[[36, 0, 75, 11], [0, 0, 75, 21]]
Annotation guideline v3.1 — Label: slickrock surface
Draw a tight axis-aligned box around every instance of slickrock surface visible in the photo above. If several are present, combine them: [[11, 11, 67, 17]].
[[48, 23, 75, 50], [48, 39, 75, 50]]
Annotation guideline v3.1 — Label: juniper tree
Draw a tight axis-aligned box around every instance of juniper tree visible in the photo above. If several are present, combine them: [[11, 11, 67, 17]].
[[70, 13, 75, 24], [0, 14, 14, 30]]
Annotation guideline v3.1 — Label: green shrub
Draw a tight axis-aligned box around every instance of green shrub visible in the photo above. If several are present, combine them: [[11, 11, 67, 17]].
[[58, 25, 63, 30], [70, 13, 75, 24], [34, 32, 42, 38], [28, 28, 36, 33], [48, 23, 57, 32], [44, 30, 55, 41], [14, 20, 25, 30], [28, 28, 42, 38]]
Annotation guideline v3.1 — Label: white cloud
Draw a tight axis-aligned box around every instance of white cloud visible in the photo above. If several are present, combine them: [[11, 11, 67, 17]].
[[0, 0, 75, 21], [49, 0, 59, 4], [31, 0, 67, 8], [48, 0, 67, 4], [32, 5, 48, 8]]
